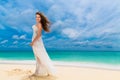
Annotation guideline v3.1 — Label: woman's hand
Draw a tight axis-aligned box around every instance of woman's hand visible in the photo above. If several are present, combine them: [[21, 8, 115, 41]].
[[30, 42, 34, 46]]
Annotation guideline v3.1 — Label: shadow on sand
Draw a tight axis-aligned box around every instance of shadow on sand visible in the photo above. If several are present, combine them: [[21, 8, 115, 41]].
[[22, 74, 57, 80]]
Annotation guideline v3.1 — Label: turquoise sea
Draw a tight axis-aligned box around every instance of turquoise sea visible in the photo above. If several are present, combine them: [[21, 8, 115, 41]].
[[0, 50, 120, 65]]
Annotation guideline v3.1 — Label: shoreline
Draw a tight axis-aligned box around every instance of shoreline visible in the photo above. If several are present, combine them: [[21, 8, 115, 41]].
[[0, 60, 120, 70]]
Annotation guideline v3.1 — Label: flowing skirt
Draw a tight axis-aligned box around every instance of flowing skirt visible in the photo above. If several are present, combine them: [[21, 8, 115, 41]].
[[32, 37, 56, 76]]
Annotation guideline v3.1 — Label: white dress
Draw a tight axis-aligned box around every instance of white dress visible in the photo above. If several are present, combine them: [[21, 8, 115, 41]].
[[31, 25, 56, 76]]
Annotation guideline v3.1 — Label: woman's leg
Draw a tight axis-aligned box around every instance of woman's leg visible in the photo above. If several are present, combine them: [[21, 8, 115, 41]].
[[34, 56, 41, 73]]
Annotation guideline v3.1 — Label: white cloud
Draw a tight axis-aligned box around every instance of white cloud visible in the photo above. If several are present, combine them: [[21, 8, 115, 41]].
[[12, 35, 19, 39], [13, 41, 18, 44], [62, 28, 79, 39], [48, 4, 66, 21], [50, 20, 63, 31], [0, 40, 8, 44], [12, 34, 26, 40], [49, 0, 120, 39], [0, 0, 37, 33], [20, 35, 26, 39], [0, 0, 120, 50]]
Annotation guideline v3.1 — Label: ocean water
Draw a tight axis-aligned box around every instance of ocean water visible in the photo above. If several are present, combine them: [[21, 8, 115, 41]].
[[0, 50, 120, 65]]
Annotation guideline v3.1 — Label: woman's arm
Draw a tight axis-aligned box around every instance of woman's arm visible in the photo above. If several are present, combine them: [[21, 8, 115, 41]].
[[30, 25, 42, 46]]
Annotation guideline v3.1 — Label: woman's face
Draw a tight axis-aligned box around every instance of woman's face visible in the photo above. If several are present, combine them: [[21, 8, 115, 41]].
[[36, 14, 41, 23]]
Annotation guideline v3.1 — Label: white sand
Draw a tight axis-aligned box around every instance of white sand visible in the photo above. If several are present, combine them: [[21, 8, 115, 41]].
[[0, 60, 120, 80]]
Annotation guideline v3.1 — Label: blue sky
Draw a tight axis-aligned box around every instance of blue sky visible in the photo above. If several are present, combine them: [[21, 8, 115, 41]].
[[0, 0, 120, 51]]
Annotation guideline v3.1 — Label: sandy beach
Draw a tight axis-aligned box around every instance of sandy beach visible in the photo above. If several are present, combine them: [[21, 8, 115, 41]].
[[0, 61, 120, 80]]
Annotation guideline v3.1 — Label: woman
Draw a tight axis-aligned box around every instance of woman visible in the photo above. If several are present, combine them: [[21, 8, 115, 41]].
[[30, 12, 56, 76]]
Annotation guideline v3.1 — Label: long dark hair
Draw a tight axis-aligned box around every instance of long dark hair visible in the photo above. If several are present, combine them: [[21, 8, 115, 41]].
[[36, 12, 50, 32]]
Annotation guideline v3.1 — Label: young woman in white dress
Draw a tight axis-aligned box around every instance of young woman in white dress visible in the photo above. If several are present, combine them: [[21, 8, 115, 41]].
[[30, 12, 56, 76]]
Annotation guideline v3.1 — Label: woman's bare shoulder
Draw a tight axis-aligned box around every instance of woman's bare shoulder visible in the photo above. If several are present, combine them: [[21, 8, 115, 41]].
[[37, 24, 42, 29]]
